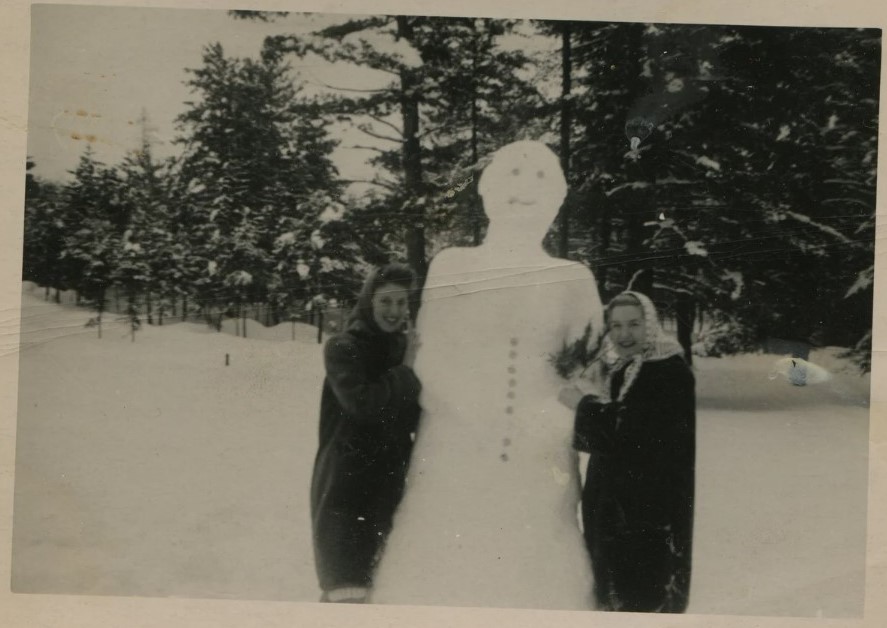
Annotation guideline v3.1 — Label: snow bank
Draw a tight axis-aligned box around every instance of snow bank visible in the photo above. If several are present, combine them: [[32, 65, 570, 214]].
[[216, 317, 322, 344], [13, 290, 324, 601], [10, 288, 870, 617]]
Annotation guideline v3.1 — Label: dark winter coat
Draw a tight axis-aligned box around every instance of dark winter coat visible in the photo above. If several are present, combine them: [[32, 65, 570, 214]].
[[310, 318, 422, 591], [574, 354, 695, 613]]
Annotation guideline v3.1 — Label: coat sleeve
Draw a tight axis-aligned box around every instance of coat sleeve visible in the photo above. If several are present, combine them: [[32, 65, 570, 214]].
[[573, 394, 620, 455], [573, 360, 696, 462], [618, 361, 696, 468], [324, 334, 422, 425]]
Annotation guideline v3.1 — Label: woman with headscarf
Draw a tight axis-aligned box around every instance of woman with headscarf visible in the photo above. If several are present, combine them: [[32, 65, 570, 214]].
[[559, 290, 696, 613]]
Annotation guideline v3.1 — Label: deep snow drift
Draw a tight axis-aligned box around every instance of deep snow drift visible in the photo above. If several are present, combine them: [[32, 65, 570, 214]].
[[11, 285, 870, 616]]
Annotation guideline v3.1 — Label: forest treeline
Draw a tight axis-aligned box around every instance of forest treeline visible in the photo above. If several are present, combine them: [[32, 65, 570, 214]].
[[22, 14, 879, 369]]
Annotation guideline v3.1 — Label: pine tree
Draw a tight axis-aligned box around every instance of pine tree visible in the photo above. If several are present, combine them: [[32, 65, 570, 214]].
[[563, 22, 878, 364], [60, 147, 122, 336], [415, 18, 546, 251], [114, 113, 176, 334], [262, 16, 430, 278], [22, 158, 67, 300], [661, 25, 879, 355], [175, 42, 343, 329], [261, 15, 552, 282]]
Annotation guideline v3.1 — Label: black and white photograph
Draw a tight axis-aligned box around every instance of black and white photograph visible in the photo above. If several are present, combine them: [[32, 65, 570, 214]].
[[1, 1, 885, 627]]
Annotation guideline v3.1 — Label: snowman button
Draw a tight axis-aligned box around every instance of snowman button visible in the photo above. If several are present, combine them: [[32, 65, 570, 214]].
[[509, 350, 518, 359], [507, 391, 516, 399], [507, 366, 517, 374], [510, 337, 519, 346], [508, 378, 517, 387], [505, 406, 514, 415]]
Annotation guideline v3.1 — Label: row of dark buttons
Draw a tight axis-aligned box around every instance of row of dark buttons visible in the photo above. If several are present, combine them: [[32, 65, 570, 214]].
[[503, 337, 519, 461]]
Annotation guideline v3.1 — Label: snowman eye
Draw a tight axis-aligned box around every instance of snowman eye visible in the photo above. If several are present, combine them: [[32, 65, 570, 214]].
[[537, 170, 545, 179], [511, 168, 521, 176]]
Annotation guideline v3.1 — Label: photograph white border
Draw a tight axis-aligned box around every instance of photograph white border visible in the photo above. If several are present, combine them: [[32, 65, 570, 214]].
[[1, 1, 884, 627]]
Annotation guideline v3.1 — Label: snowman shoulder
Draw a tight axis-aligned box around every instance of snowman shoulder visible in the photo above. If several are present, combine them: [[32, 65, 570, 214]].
[[542, 260, 603, 336], [428, 246, 478, 268], [424, 247, 480, 284], [540, 259, 599, 288], [546, 258, 594, 276]]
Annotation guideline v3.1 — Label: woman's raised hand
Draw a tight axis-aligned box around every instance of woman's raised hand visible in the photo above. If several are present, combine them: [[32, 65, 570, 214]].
[[558, 384, 586, 411]]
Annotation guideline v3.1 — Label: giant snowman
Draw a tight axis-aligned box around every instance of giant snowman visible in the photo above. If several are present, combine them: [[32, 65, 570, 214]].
[[372, 141, 604, 610]]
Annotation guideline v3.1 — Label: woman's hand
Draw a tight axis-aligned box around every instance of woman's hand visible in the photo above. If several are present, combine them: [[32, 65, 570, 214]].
[[558, 385, 586, 411], [403, 320, 421, 368]]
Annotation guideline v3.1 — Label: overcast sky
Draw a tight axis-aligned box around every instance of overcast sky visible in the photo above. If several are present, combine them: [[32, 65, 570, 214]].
[[26, 4, 398, 186]]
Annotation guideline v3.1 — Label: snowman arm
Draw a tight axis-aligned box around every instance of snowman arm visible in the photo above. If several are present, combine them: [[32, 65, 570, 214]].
[[413, 250, 457, 369], [411, 251, 459, 410], [324, 335, 421, 424]]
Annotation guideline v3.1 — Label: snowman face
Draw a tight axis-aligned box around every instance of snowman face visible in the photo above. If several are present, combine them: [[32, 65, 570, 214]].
[[479, 141, 567, 228]]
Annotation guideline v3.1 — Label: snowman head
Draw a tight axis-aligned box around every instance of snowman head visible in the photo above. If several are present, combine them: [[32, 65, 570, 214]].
[[478, 140, 567, 237]]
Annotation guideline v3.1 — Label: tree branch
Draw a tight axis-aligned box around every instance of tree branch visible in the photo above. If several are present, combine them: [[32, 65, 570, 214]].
[[301, 70, 390, 94], [356, 125, 402, 144], [340, 178, 398, 191], [343, 144, 390, 155], [417, 121, 458, 140], [366, 114, 404, 138]]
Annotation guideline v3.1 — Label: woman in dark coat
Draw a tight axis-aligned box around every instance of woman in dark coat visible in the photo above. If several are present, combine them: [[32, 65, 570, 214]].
[[310, 263, 422, 604], [560, 291, 696, 613]]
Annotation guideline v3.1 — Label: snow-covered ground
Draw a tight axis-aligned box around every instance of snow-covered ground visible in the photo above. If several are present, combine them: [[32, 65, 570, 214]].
[[10, 284, 871, 617]]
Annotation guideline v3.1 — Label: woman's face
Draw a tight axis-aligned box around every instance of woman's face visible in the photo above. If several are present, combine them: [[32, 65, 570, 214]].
[[371, 282, 410, 333], [608, 304, 647, 358]]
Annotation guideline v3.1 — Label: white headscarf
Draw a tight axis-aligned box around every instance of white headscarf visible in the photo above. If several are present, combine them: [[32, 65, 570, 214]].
[[601, 291, 685, 402]]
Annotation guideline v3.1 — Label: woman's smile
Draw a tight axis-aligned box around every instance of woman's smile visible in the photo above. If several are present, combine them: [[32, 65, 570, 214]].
[[372, 283, 410, 333], [608, 304, 647, 358]]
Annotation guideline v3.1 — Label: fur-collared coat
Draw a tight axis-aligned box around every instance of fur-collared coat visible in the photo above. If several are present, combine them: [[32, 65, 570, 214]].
[[574, 353, 695, 613], [310, 318, 421, 591]]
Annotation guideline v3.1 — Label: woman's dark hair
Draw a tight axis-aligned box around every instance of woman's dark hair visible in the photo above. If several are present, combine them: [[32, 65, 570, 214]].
[[604, 292, 643, 326], [348, 263, 417, 326]]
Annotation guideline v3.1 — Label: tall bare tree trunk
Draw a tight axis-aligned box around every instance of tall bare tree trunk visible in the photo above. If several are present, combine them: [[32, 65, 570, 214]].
[[397, 16, 427, 286]]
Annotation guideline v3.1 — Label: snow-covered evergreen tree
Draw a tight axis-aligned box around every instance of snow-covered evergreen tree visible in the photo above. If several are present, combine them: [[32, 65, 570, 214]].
[[113, 114, 175, 334], [261, 15, 544, 276], [22, 158, 67, 301], [175, 43, 344, 327], [561, 22, 877, 365], [59, 147, 122, 336]]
